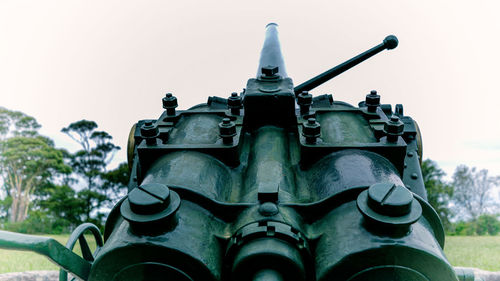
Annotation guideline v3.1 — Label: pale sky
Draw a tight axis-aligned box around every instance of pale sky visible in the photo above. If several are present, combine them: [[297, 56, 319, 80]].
[[1, 0, 499, 179]]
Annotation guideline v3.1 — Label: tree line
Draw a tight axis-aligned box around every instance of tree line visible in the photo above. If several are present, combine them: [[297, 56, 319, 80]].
[[0, 107, 128, 233], [423, 159, 500, 235]]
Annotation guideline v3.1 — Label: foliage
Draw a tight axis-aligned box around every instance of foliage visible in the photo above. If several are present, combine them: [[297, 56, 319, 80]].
[[451, 165, 500, 221], [101, 162, 130, 205], [0, 107, 41, 139], [451, 221, 476, 236], [448, 214, 500, 236], [475, 214, 500, 235], [34, 184, 87, 232], [0, 136, 70, 222], [421, 159, 454, 231], [61, 120, 121, 225]]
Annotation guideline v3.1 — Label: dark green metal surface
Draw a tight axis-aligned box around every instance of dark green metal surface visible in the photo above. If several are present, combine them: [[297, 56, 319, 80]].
[[0, 24, 483, 281], [0, 230, 90, 280]]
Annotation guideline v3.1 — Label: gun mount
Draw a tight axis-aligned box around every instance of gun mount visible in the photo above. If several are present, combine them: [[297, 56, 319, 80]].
[[0, 24, 483, 281]]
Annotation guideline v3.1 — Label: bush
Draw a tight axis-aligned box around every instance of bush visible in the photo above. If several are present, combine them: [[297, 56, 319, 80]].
[[451, 221, 476, 236], [1, 211, 70, 234], [476, 214, 500, 235], [448, 214, 500, 236]]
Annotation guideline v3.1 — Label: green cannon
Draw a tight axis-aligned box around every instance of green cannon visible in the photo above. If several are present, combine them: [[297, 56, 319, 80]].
[[0, 24, 483, 281]]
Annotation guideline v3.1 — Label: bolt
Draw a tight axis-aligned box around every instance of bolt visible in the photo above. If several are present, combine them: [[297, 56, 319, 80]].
[[407, 152, 414, 157], [297, 91, 313, 115], [384, 115, 404, 142], [128, 183, 171, 215], [140, 121, 159, 145], [258, 202, 279, 217], [367, 183, 413, 217], [302, 118, 321, 144], [162, 93, 178, 116], [219, 118, 236, 144], [365, 90, 380, 113], [411, 173, 418, 180], [261, 65, 279, 79], [228, 92, 243, 115]]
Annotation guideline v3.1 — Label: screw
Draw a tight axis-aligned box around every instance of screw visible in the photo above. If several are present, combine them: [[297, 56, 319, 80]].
[[302, 118, 321, 144], [162, 93, 178, 116], [365, 90, 380, 113], [384, 115, 404, 142], [219, 118, 237, 144], [297, 91, 313, 115], [140, 121, 159, 145], [128, 183, 171, 215], [228, 92, 243, 115], [367, 183, 413, 217]]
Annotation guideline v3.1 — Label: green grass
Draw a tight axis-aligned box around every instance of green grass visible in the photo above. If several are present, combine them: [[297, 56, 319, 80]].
[[0, 235, 499, 273], [444, 236, 500, 271]]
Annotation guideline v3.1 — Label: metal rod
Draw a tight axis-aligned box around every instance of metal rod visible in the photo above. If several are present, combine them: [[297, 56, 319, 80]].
[[257, 23, 288, 78], [0, 230, 91, 280], [294, 35, 398, 95]]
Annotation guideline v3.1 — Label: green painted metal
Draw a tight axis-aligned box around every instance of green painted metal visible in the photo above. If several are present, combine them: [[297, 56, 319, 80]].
[[59, 223, 103, 281], [0, 24, 486, 281], [0, 230, 90, 280]]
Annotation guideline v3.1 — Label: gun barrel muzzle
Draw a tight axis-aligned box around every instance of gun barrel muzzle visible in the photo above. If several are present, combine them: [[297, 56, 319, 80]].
[[257, 23, 288, 78]]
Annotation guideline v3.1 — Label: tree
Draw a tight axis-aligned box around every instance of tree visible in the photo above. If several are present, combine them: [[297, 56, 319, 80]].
[[0, 107, 41, 139], [0, 136, 70, 222], [0, 107, 42, 218], [34, 183, 87, 232], [61, 120, 120, 223], [421, 159, 454, 231], [475, 214, 500, 236], [451, 165, 500, 221], [101, 162, 130, 205]]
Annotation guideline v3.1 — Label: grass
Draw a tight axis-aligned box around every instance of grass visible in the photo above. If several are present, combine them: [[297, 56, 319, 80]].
[[0, 235, 499, 273], [444, 236, 500, 272], [0, 234, 97, 274]]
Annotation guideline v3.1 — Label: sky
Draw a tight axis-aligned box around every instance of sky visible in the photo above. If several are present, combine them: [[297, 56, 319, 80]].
[[1, 0, 499, 180]]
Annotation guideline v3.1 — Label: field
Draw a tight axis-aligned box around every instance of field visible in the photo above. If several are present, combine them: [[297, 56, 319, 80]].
[[0, 234, 97, 274], [0, 235, 499, 273]]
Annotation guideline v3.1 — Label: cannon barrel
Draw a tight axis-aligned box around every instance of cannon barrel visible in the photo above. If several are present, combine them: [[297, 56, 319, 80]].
[[257, 23, 287, 78]]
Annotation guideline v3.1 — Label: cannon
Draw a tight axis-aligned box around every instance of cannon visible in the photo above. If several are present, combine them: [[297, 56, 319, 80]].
[[0, 24, 483, 281]]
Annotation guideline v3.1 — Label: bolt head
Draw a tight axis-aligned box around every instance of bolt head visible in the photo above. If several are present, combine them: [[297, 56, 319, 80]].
[[228, 92, 243, 108], [258, 202, 279, 216], [384, 115, 404, 135], [162, 93, 178, 109], [128, 183, 171, 215], [365, 90, 381, 107], [219, 118, 236, 137], [302, 118, 321, 138], [261, 65, 279, 77], [356, 182, 423, 227], [140, 121, 159, 138], [367, 183, 413, 216], [297, 91, 313, 106]]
